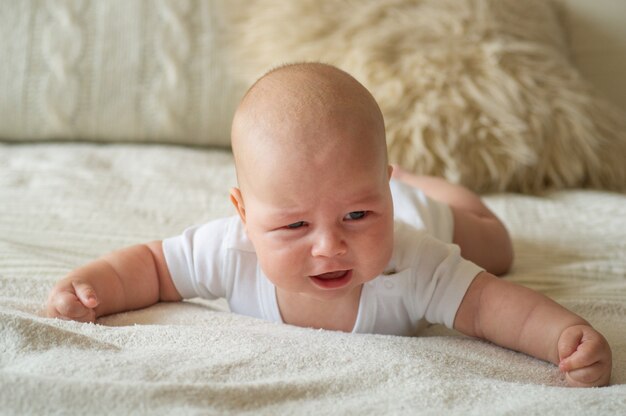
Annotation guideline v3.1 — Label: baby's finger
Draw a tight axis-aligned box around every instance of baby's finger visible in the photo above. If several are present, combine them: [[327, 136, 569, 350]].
[[559, 339, 604, 372], [564, 361, 607, 388], [50, 291, 94, 322], [557, 327, 583, 362], [72, 281, 99, 309]]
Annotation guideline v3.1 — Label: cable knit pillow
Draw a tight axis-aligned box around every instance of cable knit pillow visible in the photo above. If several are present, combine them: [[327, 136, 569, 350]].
[[0, 0, 243, 147], [223, 0, 626, 193]]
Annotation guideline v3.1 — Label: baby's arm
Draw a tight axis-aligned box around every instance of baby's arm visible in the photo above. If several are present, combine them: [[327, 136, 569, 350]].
[[46, 241, 182, 322], [455, 272, 612, 387]]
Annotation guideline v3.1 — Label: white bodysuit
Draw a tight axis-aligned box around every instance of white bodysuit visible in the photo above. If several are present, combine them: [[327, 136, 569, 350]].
[[163, 180, 483, 336]]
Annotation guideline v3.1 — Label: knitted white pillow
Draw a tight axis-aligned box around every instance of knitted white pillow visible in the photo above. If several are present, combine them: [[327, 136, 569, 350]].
[[224, 0, 626, 193], [0, 0, 242, 147]]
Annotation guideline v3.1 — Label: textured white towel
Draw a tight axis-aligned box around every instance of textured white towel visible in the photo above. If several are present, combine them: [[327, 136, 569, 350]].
[[1, 143, 625, 414]]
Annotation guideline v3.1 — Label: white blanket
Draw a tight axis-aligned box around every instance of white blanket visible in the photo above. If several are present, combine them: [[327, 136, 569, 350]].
[[1, 143, 624, 414]]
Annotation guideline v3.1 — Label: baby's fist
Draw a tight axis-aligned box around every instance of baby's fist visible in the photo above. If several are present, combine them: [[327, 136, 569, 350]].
[[558, 324, 612, 387], [47, 279, 99, 323]]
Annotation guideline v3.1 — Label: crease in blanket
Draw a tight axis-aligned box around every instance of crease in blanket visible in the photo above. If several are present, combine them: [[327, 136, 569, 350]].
[[0, 144, 625, 414]]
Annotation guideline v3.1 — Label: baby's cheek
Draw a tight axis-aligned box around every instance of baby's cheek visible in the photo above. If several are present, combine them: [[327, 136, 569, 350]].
[[358, 230, 393, 275], [258, 241, 307, 279]]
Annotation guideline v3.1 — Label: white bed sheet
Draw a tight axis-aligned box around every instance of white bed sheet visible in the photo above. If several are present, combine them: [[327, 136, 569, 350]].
[[1, 143, 624, 414]]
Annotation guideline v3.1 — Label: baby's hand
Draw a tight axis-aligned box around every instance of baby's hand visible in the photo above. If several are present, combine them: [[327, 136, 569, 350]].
[[46, 279, 99, 323], [558, 324, 612, 387]]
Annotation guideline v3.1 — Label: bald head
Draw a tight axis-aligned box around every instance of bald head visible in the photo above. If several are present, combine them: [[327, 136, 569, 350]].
[[231, 63, 388, 194]]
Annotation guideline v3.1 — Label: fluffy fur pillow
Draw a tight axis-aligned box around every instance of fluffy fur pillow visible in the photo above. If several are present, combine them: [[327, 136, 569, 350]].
[[224, 0, 626, 193]]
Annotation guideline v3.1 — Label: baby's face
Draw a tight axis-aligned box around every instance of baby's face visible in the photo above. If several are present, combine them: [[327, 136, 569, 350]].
[[230, 62, 393, 303], [232, 122, 394, 303]]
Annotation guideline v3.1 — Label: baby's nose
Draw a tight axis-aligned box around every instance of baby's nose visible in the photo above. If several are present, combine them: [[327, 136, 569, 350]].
[[311, 229, 347, 258]]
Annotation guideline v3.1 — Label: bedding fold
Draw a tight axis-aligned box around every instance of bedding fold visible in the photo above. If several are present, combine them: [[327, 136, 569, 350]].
[[1, 143, 624, 414]]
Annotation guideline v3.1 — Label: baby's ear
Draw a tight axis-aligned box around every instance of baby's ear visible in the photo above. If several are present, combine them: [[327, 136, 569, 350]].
[[229, 188, 246, 225]]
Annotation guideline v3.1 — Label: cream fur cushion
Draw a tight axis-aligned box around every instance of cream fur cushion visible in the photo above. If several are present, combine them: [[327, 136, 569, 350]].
[[224, 0, 626, 193]]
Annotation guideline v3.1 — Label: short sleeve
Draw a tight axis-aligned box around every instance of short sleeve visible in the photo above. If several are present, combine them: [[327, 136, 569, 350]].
[[397, 225, 483, 328], [162, 217, 236, 300]]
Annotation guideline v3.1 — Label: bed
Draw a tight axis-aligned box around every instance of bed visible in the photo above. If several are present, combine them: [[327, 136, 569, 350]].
[[1, 0, 625, 414]]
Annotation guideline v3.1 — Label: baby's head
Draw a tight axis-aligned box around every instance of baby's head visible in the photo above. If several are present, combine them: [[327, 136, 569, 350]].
[[230, 63, 394, 301]]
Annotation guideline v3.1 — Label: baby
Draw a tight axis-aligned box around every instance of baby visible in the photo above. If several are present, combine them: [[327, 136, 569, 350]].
[[47, 63, 611, 387]]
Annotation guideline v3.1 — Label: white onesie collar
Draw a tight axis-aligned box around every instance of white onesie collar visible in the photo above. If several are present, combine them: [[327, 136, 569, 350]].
[[257, 267, 393, 334]]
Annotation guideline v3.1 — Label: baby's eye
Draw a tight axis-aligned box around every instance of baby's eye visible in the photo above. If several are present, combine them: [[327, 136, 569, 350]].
[[285, 221, 306, 229], [345, 211, 367, 221]]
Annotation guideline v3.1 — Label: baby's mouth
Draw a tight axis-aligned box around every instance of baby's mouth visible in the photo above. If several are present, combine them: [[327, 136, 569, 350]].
[[312, 270, 349, 280], [309, 270, 353, 289]]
